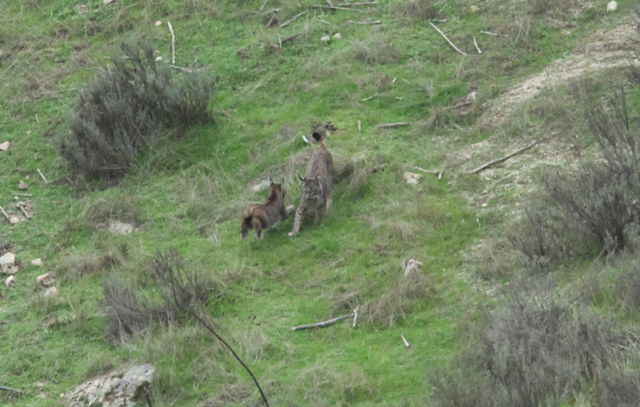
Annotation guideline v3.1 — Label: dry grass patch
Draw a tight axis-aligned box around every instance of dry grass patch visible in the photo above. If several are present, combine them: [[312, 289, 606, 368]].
[[348, 36, 401, 65]]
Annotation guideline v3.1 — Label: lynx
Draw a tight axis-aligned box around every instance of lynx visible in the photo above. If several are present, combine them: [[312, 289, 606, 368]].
[[242, 180, 295, 240], [289, 123, 334, 237]]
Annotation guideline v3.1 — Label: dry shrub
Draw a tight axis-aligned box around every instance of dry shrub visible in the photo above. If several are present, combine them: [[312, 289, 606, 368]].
[[60, 42, 214, 180], [354, 73, 392, 91], [431, 280, 629, 407], [349, 37, 401, 65], [298, 363, 377, 403], [201, 384, 251, 407], [471, 238, 512, 280], [616, 268, 640, 311], [599, 370, 640, 407], [360, 271, 433, 326], [58, 248, 125, 281], [396, 0, 440, 20], [85, 196, 143, 228]]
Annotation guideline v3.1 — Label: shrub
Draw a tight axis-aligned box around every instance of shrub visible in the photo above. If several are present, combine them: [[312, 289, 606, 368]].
[[60, 43, 214, 180]]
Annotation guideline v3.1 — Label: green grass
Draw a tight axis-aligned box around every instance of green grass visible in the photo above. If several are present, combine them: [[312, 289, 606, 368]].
[[0, 0, 634, 405]]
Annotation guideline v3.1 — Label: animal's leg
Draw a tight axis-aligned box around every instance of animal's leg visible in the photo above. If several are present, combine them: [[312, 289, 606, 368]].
[[241, 217, 250, 239], [326, 192, 333, 211], [315, 204, 326, 222], [253, 217, 263, 240], [288, 207, 306, 236]]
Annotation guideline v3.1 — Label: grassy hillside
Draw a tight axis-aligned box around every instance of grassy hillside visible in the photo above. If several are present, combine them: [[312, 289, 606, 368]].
[[0, 0, 638, 406]]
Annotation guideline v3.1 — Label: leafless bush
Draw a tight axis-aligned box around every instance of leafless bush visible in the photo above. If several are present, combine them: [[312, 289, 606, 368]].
[[60, 43, 214, 180], [599, 370, 640, 407], [616, 268, 640, 311], [396, 0, 440, 20]]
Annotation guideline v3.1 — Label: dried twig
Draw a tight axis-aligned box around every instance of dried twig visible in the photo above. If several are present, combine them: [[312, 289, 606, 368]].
[[168, 21, 175, 64], [453, 123, 469, 133], [473, 36, 482, 54], [401, 334, 410, 347], [480, 30, 498, 36], [35, 113, 40, 124], [429, 21, 467, 56], [37, 168, 48, 184], [312, 5, 362, 11], [377, 122, 410, 129], [414, 166, 439, 175], [291, 313, 354, 331], [360, 94, 377, 101], [357, 120, 362, 131], [270, 33, 302, 49], [326, 0, 335, 7], [259, 0, 268, 10], [468, 140, 541, 174], [17, 205, 31, 220], [0, 385, 24, 395], [0, 205, 9, 221], [348, 19, 381, 24], [342, 1, 379, 4], [438, 166, 445, 180], [352, 307, 359, 328], [279, 11, 306, 28], [13, 193, 32, 197], [170, 65, 193, 73]]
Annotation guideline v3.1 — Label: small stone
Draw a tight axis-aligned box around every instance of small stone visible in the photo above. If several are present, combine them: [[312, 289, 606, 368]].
[[155, 21, 162, 26], [108, 220, 135, 235], [9, 217, 19, 225], [470, 5, 479, 11], [403, 172, 423, 185], [607, 0, 617, 10], [34, 382, 45, 387], [0, 252, 18, 275], [333, 33, 341, 39], [32, 258, 42, 266], [401, 258, 423, 277], [18, 180, 28, 190], [44, 287, 59, 298], [0, 141, 9, 151], [250, 180, 271, 192], [0, 252, 16, 266], [321, 35, 330, 42], [37, 273, 54, 287], [5, 275, 16, 288], [155, 56, 162, 62]]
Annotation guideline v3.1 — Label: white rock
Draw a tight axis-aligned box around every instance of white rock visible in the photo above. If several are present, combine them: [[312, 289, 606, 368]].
[[0, 252, 15, 266], [155, 21, 162, 26], [321, 35, 330, 42], [10, 216, 19, 225], [250, 180, 271, 192], [103, 0, 115, 4], [5, 275, 16, 288], [607, 0, 617, 10], [32, 258, 42, 266], [0, 141, 9, 151], [37, 273, 54, 287], [403, 172, 423, 185], [333, 33, 342, 39], [18, 180, 28, 190], [401, 258, 423, 277], [108, 221, 135, 235], [0, 252, 18, 275], [44, 287, 59, 298], [155, 56, 162, 62]]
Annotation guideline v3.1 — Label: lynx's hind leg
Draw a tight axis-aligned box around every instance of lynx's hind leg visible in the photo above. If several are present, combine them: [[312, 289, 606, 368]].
[[288, 207, 306, 236], [252, 217, 264, 240], [326, 194, 333, 211], [315, 204, 326, 222]]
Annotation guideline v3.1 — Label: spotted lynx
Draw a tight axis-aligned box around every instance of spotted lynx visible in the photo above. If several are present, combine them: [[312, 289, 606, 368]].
[[242, 180, 295, 240], [289, 123, 334, 237]]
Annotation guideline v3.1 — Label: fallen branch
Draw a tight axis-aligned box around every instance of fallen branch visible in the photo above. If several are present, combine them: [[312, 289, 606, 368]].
[[312, 5, 362, 11], [279, 11, 306, 28], [35, 113, 40, 124], [0, 385, 24, 395], [270, 33, 302, 49], [170, 65, 193, 73], [429, 21, 467, 56], [342, 1, 379, 4], [13, 193, 32, 197], [266, 14, 277, 28], [357, 120, 362, 131], [291, 313, 354, 331], [480, 30, 498, 36], [0, 205, 9, 221], [352, 307, 359, 328], [453, 123, 469, 133], [468, 140, 541, 174], [37, 168, 48, 184], [360, 94, 377, 101], [16, 204, 32, 220], [377, 122, 410, 129], [326, 0, 335, 7], [414, 166, 439, 175], [473, 36, 482, 54], [168, 21, 176, 64], [259, 0, 268, 10], [438, 166, 445, 180], [401, 334, 410, 348], [451, 101, 472, 109], [348, 19, 381, 24]]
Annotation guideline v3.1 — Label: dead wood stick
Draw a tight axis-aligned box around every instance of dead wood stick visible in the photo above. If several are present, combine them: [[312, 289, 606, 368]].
[[473, 36, 482, 54], [401, 334, 410, 347], [291, 313, 354, 331], [37, 168, 48, 184], [352, 307, 359, 328], [358, 120, 362, 131], [259, 0, 268, 10], [17, 205, 31, 220], [326, 0, 335, 7], [270, 33, 302, 48], [438, 166, 445, 180], [168, 21, 176, 64], [342, 1, 379, 4], [360, 94, 377, 101], [13, 193, 32, 197], [266, 14, 277, 28], [279, 11, 306, 28], [35, 113, 40, 124], [0, 385, 24, 394], [348, 19, 381, 24], [468, 140, 540, 174], [0, 205, 9, 221], [451, 101, 472, 109], [170, 65, 193, 73], [312, 5, 362, 11], [429, 21, 467, 56], [480, 30, 498, 36], [414, 166, 439, 175], [453, 123, 469, 133], [377, 122, 410, 129]]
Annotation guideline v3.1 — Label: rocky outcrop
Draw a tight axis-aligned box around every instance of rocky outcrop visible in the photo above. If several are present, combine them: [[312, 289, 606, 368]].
[[65, 364, 155, 407]]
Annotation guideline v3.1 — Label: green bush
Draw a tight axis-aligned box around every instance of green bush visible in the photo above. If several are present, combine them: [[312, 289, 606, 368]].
[[60, 43, 214, 180]]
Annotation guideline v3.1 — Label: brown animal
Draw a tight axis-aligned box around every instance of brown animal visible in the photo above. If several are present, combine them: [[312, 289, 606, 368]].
[[242, 180, 295, 239], [289, 123, 334, 237]]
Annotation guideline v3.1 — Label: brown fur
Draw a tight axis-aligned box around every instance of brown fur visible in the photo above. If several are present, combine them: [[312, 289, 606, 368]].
[[289, 125, 334, 237], [242, 182, 295, 240]]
